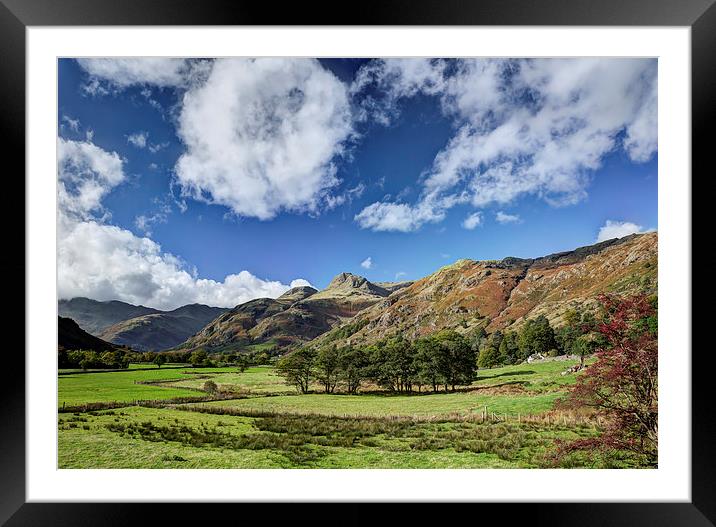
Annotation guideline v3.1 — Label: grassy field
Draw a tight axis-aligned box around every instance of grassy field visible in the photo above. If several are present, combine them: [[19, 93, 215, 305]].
[[58, 367, 207, 406], [58, 359, 635, 468], [192, 391, 561, 417]]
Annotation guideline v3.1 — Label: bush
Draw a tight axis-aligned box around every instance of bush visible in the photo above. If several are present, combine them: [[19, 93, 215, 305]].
[[203, 380, 219, 394]]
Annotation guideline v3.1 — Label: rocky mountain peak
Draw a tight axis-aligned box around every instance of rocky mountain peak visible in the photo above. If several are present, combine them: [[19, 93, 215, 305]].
[[277, 285, 319, 303], [324, 273, 389, 298]]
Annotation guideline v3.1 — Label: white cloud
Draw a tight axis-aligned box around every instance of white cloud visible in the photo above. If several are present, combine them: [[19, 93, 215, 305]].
[[495, 211, 521, 224], [127, 131, 148, 148], [134, 199, 171, 236], [127, 131, 168, 153], [58, 138, 310, 310], [395, 271, 407, 279], [353, 58, 657, 232], [360, 257, 373, 270], [76, 58, 193, 89], [174, 58, 353, 220], [351, 58, 447, 125], [354, 201, 439, 233], [596, 220, 647, 242], [57, 138, 125, 219], [62, 115, 80, 133], [462, 212, 483, 230], [148, 141, 169, 153]]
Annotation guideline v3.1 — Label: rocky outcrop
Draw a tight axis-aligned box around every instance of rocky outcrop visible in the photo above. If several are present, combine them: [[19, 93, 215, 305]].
[[312, 232, 657, 348], [177, 274, 391, 353]]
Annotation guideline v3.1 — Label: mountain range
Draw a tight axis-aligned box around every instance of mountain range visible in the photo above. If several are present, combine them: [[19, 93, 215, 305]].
[[58, 232, 657, 354], [59, 299, 227, 351]]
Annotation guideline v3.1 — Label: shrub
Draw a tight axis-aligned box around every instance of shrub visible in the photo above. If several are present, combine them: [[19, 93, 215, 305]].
[[203, 380, 219, 394]]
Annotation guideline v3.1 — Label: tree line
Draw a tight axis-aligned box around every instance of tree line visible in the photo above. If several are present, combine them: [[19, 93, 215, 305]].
[[475, 309, 604, 369], [276, 329, 478, 395], [276, 306, 605, 394], [58, 348, 131, 370]]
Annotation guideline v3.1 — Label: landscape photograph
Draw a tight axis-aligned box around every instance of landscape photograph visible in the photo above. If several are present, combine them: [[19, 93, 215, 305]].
[[57, 57, 658, 469]]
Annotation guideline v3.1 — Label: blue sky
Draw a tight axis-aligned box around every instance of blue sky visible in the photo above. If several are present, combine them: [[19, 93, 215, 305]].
[[57, 58, 657, 310]]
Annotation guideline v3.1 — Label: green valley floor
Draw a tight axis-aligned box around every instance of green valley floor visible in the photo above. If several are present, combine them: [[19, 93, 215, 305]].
[[57, 361, 635, 469]]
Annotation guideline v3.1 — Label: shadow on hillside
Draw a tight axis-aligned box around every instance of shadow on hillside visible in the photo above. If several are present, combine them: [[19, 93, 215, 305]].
[[304, 380, 529, 398], [476, 370, 536, 380]]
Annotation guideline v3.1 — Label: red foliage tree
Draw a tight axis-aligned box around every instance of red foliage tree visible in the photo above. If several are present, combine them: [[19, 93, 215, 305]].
[[557, 293, 658, 466]]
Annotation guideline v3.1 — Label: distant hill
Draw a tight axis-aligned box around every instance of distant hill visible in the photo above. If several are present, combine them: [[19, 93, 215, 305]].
[[58, 316, 119, 352], [98, 304, 228, 352], [58, 297, 159, 335], [177, 276, 395, 353], [311, 232, 658, 348], [58, 297, 227, 352]]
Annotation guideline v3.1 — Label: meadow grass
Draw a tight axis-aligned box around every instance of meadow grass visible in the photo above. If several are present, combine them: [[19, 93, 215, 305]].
[[58, 367, 210, 406], [472, 359, 583, 393], [191, 390, 562, 418], [164, 366, 294, 395], [57, 358, 624, 468], [58, 406, 604, 469]]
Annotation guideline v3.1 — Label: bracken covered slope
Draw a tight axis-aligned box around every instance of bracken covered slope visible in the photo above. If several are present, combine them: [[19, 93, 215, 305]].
[[313, 232, 657, 348], [177, 276, 402, 353]]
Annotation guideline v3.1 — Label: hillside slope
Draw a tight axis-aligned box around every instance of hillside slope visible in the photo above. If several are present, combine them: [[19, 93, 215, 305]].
[[58, 316, 121, 352], [313, 232, 657, 348], [58, 297, 159, 335], [178, 276, 398, 353], [98, 304, 228, 352]]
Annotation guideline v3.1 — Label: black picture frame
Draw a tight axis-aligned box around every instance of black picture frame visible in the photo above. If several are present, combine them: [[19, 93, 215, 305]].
[[1, 0, 710, 524]]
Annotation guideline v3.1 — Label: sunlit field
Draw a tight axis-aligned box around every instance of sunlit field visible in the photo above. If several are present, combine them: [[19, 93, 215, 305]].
[[57, 360, 641, 469]]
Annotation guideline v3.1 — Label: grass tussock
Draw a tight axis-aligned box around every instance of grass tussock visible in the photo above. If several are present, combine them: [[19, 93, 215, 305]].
[[102, 411, 602, 467]]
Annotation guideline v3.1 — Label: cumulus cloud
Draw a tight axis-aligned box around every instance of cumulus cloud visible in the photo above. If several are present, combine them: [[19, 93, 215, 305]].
[[495, 211, 521, 224], [354, 192, 463, 232], [58, 138, 310, 310], [596, 220, 648, 242], [352, 58, 657, 232], [174, 58, 353, 220], [360, 257, 373, 270], [462, 212, 483, 230], [127, 131, 148, 148], [57, 138, 125, 219]]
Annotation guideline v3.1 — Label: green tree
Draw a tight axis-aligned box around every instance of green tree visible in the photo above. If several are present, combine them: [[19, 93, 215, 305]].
[[337, 346, 367, 394], [189, 349, 208, 367], [276, 347, 316, 394], [448, 331, 477, 389], [316, 345, 340, 393], [518, 315, 557, 359], [498, 331, 520, 365], [235, 354, 251, 373], [153, 354, 167, 368], [478, 340, 501, 368], [367, 336, 415, 393], [414, 336, 442, 392]]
